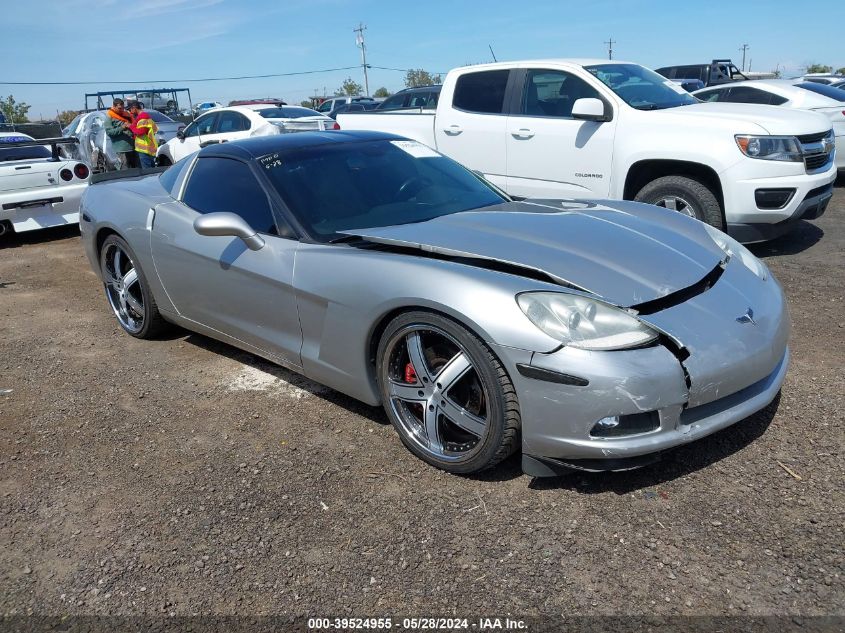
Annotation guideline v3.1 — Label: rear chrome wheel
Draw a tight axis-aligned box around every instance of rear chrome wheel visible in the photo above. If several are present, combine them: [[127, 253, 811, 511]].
[[377, 311, 520, 473], [99, 235, 168, 339]]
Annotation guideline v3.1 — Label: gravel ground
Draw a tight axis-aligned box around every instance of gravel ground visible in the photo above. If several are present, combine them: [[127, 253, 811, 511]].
[[0, 182, 843, 624]]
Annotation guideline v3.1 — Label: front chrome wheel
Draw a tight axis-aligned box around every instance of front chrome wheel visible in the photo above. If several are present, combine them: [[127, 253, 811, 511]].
[[101, 241, 145, 334], [383, 325, 492, 463]]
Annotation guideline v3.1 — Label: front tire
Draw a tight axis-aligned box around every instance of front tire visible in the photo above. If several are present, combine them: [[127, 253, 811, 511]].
[[156, 155, 172, 167], [376, 311, 520, 474], [635, 175, 724, 230], [100, 235, 168, 339]]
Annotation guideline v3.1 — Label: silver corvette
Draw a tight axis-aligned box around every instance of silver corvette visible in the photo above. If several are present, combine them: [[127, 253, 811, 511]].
[[79, 131, 789, 476]]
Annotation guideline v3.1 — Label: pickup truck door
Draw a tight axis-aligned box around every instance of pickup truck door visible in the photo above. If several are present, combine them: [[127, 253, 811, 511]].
[[150, 155, 301, 367], [505, 69, 617, 199], [434, 69, 512, 191]]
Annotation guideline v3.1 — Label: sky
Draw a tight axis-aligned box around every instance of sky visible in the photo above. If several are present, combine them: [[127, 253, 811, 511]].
[[4, 0, 843, 119]]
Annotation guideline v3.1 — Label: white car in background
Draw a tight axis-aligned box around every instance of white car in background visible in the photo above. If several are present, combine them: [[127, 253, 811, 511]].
[[694, 80, 844, 171], [156, 105, 335, 165], [0, 133, 90, 235], [801, 74, 845, 86], [194, 101, 223, 115]]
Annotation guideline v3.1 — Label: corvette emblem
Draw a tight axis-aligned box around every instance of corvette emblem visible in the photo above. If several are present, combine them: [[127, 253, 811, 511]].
[[736, 308, 756, 325]]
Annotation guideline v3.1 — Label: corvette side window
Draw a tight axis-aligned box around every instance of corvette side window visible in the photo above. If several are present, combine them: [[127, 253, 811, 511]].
[[158, 156, 192, 195], [182, 157, 278, 235]]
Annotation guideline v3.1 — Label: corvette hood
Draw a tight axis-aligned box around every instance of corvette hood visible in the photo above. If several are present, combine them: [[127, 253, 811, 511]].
[[342, 199, 726, 307]]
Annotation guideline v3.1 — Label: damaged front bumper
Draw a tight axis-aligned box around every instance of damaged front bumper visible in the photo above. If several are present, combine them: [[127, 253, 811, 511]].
[[502, 256, 790, 476]]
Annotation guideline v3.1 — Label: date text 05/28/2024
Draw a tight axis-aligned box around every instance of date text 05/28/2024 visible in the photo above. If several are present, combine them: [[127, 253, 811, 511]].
[[307, 617, 528, 630]]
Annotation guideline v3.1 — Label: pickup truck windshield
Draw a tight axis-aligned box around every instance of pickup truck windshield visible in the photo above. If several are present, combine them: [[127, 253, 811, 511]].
[[260, 139, 506, 241], [585, 63, 697, 110]]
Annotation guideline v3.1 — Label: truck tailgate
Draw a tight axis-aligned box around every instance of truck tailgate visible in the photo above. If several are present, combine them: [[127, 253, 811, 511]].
[[336, 111, 437, 148]]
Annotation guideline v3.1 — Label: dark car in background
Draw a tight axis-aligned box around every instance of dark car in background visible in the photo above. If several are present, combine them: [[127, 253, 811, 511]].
[[657, 59, 747, 87], [376, 85, 441, 110], [315, 96, 378, 119], [330, 101, 381, 119]]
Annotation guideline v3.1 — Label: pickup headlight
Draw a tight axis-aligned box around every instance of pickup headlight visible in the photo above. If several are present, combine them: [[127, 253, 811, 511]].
[[735, 135, 802, 162], [703, 224, 768, 281], [517, 292, 658, 351]]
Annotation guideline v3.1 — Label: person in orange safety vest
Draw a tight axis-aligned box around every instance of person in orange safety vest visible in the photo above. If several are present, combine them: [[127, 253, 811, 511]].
[[128, 101, 159, 169]]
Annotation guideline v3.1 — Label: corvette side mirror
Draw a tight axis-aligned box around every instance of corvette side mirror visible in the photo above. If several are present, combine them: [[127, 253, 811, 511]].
[[193, 212, 265, 251], [176, 128, 186, 140]]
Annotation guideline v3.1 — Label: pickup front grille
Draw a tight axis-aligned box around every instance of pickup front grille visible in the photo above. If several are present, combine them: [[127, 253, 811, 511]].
[[799, 129, 834, 173], [805, 153, 831, 171]]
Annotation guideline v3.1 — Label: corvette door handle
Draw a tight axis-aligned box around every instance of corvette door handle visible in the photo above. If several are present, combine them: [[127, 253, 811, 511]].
[[511, 128, 535, 139], [443, 124, 463, 136]]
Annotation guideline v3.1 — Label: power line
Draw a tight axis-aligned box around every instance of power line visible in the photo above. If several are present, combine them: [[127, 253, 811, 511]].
[[369, 65, 447, 75], [0, 66, 365, 86]]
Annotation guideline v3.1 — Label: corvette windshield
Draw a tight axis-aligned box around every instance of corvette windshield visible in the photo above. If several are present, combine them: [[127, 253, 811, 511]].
[[261, 139, 507, 241], [585, 63, 697, 110]]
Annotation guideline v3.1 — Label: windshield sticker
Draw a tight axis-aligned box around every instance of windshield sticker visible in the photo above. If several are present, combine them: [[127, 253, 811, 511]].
[[663, 80, 689, 95], [259, 153, 282, 169], [390, 140, 440, 159]]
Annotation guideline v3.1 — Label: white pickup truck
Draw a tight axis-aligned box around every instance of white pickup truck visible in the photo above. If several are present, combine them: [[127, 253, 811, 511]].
[[338, 59, 837, 242]]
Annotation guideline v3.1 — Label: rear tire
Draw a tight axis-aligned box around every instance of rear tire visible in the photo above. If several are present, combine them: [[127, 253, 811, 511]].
[[100, 235, 169, 339], [376, 311, 520, 474], [156, 155, 172, 167], [635, 175, 724, 230]]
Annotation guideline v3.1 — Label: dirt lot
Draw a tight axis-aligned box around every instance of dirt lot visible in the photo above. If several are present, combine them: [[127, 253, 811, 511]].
[[1, 183, 843, 625]]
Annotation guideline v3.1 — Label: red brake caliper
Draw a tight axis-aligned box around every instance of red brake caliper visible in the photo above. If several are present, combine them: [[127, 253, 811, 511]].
[[404, 362, 417, 384]]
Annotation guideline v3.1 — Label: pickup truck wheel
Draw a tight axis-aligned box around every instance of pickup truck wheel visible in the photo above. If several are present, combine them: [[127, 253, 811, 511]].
[[635, 175, 724, 230]]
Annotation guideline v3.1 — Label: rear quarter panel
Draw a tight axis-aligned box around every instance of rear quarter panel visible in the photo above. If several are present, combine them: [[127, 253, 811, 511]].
[[79, 176, 175, 311]]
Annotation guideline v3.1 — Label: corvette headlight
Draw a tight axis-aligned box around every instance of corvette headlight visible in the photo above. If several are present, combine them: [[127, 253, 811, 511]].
[[735, 135, 802, 162], [517, 292, 658, 351], [703, 224, 768, 281]]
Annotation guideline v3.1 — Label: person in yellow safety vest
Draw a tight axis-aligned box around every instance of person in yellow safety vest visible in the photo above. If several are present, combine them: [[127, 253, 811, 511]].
[[128, 101, 159, 169]]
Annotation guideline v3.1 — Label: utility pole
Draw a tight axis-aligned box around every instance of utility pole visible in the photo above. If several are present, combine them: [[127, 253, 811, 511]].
[[604, 37, 615, 60], [739, 44, 749, 71], [353, 22, 370, 96]]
